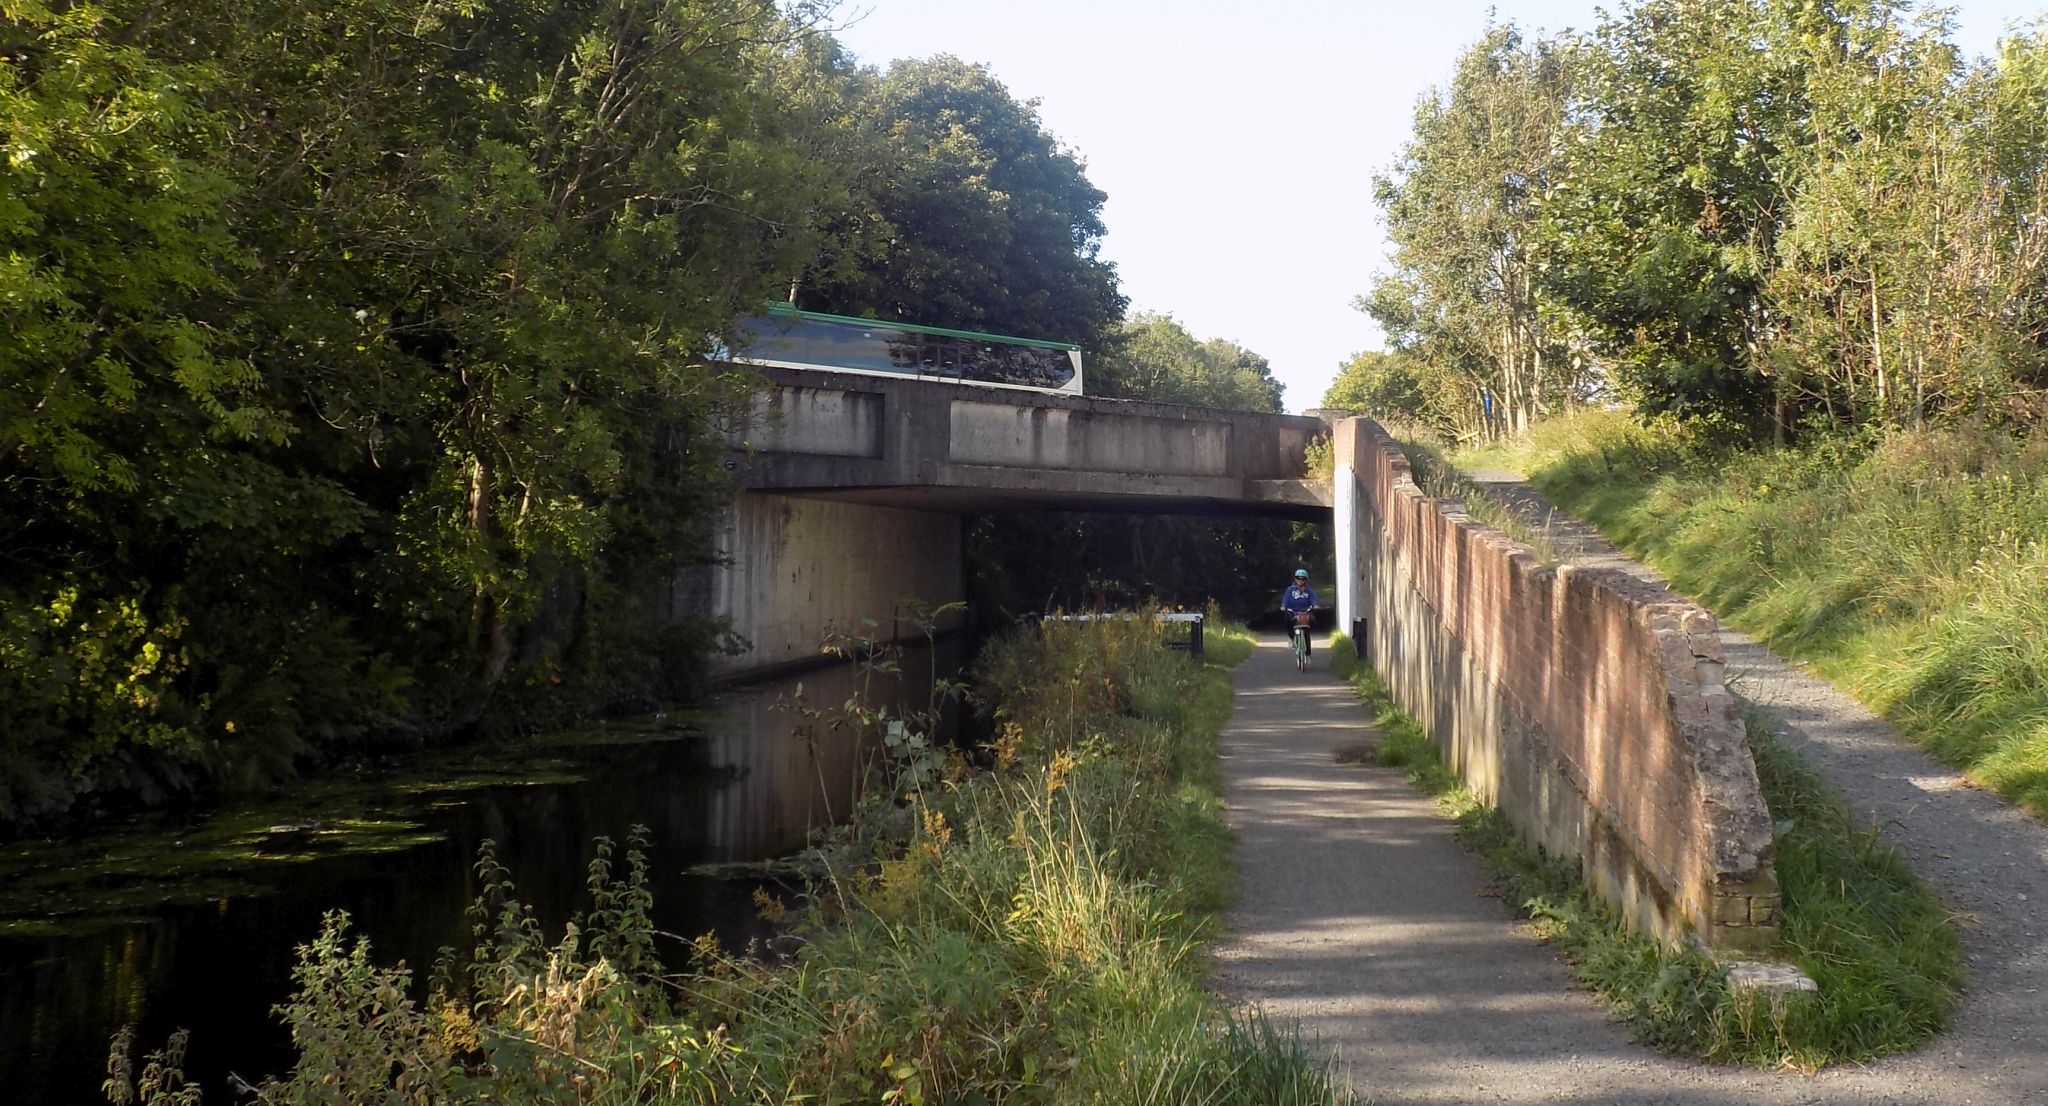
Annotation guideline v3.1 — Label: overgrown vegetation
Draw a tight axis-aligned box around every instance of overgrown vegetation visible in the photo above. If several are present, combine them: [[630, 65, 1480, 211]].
[[1478, 409, 2048, 819], [108, 617, 1349, 1104], [1, 0, 1313, 834], [1386, 432, 1567, 563], [1328, 633, 1959, 1068]]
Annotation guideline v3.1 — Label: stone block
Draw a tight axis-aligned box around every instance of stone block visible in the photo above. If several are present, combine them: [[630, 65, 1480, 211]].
[[1748, 893, 1782, 928], [1724, 960, 1818, 998]]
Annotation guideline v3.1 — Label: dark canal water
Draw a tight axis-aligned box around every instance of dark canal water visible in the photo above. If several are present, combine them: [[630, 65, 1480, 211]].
[[1, 643, 960, 1104]]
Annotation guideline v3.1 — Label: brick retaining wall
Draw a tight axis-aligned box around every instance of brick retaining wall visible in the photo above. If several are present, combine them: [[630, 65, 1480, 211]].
[[1334, 418, 1779, 951]]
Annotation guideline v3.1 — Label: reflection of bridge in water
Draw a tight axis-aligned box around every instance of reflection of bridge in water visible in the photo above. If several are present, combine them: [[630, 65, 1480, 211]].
[[696, 366, 1332, 682]]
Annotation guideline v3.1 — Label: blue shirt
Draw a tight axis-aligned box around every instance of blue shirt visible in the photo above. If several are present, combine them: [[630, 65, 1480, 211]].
[[1281, 584, 1318, 613]]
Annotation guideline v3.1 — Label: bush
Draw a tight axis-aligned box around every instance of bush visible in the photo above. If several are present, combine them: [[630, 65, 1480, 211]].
[[113, 616, 1352, 1105]]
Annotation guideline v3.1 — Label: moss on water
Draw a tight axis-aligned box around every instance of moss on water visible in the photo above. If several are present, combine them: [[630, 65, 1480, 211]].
[[0, 754, 590, 939]]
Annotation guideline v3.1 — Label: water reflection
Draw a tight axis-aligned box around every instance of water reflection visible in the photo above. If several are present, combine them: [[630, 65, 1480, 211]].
[[0, 639, 960, 1105]]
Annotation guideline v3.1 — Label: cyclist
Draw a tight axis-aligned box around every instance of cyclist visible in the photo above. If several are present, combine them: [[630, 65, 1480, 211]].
[[1281, 568, 1319, 661]]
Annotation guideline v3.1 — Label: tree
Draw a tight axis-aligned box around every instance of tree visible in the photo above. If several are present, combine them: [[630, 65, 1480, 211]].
[[0, 0, 851, 826], [1321, 350, 1451, 430], [798, 55, 1126, 346], [1093, 313, 1284, 410], [1770, 13, 2048, 426], [1367, 22, 1588, 439]]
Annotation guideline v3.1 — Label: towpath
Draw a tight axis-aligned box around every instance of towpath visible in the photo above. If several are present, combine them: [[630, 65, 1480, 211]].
[[1212, 477, 2048, 1105]]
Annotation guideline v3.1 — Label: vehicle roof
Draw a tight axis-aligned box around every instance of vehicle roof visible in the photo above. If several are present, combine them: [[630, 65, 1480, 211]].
[[766, 303, 1082, 352]]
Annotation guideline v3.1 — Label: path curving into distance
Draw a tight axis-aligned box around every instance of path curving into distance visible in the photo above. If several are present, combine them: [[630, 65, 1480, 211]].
[[1213, 479, 2048, 1105]]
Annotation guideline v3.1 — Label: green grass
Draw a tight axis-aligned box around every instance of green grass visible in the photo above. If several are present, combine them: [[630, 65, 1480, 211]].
[[702, 617, 1353, 1102], [1201, 617, 1259, 669], [1391, 434, 1570, 563], [1328, 632, 1958, 1069], [112, 618, 1351, 1105], [1473, 410, 2048, 820]]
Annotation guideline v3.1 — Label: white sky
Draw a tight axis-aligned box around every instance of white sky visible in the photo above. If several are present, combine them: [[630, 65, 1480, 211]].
[[829, 0, 2048, 412]]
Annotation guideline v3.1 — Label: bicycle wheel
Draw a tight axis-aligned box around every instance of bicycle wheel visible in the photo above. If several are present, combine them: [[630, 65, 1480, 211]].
[[1294, 628, 1307, 672]]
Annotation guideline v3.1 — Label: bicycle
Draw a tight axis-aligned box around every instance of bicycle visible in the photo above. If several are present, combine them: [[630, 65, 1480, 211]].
[[1290, 610, 1315, 672]]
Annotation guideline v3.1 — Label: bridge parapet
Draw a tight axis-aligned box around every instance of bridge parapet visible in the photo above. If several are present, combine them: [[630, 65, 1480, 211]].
[[730, 367, 1331, 518]]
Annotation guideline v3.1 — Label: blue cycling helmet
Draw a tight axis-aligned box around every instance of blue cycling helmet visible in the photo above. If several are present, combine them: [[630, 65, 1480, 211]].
[[1293, 568, 1309, 579]]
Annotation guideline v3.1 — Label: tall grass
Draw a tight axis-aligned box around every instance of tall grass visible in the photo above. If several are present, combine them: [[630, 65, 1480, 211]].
[[1393, 434, 1570, 563], [1328, 633, 1958, 1068], [1479, 409, 2048, 819], [109, 617, 1349, 1105]]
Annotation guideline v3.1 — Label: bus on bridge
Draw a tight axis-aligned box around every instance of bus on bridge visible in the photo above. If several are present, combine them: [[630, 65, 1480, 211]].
[[730, 304, 1085, 396]]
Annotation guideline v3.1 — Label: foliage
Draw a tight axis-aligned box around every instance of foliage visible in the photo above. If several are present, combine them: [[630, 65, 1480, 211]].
[[1536, 0, 1819, 430], [1329, 634, 1958, 1067], [0, 0, 840, 825], [1367, 1, 2048, 439], [799, 54, 1126, 345], [112, 618, 1351, 1104], [1386, 431, 1568, 563], [1489, 408, 2048, 818], [1093, 312, 1284, 411], [1319, 349, 1445, 431], [1366, 22, 1592, 440], [0, 2, 1138, 832]]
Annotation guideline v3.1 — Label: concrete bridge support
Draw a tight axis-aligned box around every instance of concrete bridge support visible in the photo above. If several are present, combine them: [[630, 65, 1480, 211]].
[[705, 494, 965, 683]]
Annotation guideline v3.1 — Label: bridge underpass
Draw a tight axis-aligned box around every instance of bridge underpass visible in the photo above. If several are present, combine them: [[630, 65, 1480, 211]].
[[698, 366, 1332, 682]]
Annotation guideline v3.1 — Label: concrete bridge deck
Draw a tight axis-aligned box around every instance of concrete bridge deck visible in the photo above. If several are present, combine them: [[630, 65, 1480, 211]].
[[729, 367, 1331, 519]]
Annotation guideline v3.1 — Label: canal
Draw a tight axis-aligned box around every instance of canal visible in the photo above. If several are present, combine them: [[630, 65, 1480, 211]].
[[2, 640, 962, 1104]]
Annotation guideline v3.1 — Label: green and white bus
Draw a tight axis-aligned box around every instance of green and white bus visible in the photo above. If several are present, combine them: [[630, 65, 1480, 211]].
[[729, 304, 1085, 396]]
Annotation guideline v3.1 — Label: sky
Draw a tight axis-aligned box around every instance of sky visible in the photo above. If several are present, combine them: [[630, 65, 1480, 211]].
[[829, 0, 2048, 412]]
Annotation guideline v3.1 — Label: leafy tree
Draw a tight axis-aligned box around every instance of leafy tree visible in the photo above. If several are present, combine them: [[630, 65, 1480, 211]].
[[1093, 312, 1283, 410], [1367, 22, 1588, 439], [799, 54, 1126, 346], [1321, 350, 1454, 431], [0, 0, 848, 826], [1769, 13, 2048, 426]]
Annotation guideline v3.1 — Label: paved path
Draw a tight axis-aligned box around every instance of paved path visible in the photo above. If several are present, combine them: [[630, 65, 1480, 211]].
[[1213, 476, 2048, 1105]]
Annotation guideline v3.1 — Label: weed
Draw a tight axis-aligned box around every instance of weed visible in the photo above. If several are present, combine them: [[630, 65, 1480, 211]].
[[115, 616, 1349, 1104]]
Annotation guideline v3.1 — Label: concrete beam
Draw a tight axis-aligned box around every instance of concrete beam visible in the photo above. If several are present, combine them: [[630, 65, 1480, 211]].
[[730, 368, 1331, 518]]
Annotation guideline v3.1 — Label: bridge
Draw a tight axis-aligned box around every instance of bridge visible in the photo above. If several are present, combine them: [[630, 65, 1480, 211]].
[[698, 367, 1329, 683], [730, 366, 1331, 518]]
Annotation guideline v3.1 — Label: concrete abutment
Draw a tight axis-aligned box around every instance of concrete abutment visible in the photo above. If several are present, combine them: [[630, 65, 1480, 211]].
[[702, 493, 966, 683]]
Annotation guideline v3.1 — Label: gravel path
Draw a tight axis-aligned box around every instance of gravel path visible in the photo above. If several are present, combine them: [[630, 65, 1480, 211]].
[[1212, 476, 2048, 1105]]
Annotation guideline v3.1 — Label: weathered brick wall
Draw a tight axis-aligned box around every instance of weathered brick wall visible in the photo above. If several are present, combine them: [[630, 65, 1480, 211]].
[[1334, 418, 1779, 951]]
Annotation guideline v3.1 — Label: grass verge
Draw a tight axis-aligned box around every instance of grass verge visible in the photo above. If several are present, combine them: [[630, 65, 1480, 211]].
[[110, 618, 1350, 1105], [1201, 615, 1259, 669], [1328, 633, 1958, 1069], [1472, 409, 2048, 819], [1390, 434, 1570, 563]]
